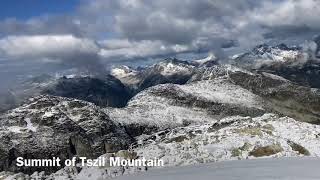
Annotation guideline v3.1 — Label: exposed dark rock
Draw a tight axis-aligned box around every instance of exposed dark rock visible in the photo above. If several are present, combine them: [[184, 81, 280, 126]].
[[165, 135, 188, 143], [249, 144, 283, 157], [288, 141, 310, 156]]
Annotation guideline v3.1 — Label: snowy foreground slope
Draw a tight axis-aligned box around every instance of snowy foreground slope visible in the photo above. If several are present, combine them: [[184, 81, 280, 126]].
[[133, 113, 320, 166], [116, 157, 320, 180], [2, 113, 319, 179]]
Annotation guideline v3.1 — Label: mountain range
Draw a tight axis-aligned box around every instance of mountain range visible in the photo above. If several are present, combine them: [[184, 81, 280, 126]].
[[0, 40, 320, 179]]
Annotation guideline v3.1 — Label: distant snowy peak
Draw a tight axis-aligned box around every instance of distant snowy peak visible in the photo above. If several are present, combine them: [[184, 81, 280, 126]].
[[233, 41, 320, 89], [111, 65, 138, 78], [110, 58, 198, 92], [154, 58, 194, 76], [110, 57, 220, 90], [252, 43, 301, 56], [111, 65, 141, 85], [232, 43, 306, 69], [154, 56, 219, 76]]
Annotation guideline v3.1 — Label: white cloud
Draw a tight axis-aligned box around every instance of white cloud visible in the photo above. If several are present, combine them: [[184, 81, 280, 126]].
[[0, 35, 99, 60], [99, 39, 191, 60]]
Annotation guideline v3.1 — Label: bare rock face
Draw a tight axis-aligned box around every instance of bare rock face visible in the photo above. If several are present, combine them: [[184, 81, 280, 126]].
[[0, 95, 133, 174]]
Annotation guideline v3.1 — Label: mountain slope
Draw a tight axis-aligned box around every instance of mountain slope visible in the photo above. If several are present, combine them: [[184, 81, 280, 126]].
[[191, 65, 320, 124], [133, 113, 320, 167], [107, 64, 320, 139], [2, 113, 319, 180], [42, 75, 132, 107], [231, 42, 320, 89], [0, 95, 133, 174], [106, 76, 268, 136], [0, 52, 320, 179], [258, 60, 320, 88], [231, 44, 304, 69], [0, 75, 133, 114]]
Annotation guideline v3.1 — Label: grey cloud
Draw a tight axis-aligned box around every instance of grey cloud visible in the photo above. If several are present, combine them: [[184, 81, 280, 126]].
[[1, 0, 320, 63]]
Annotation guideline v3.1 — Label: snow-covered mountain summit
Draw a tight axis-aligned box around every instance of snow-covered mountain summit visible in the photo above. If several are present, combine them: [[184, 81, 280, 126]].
[[231, 43, 305, 69], [230, 41, 320, 89]]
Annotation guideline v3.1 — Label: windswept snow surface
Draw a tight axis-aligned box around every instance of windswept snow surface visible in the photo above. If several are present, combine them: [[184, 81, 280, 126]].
[[116, 157, 320, 180], [180, 79, 264, 109], [133, 114, 320, 167]]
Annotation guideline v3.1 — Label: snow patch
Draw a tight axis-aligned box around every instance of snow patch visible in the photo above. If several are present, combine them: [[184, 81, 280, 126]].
[[25, 118, 37, 132]]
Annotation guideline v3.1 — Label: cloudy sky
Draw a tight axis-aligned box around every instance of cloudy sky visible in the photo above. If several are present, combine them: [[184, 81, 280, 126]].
[[0, 0, 320, 89]]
